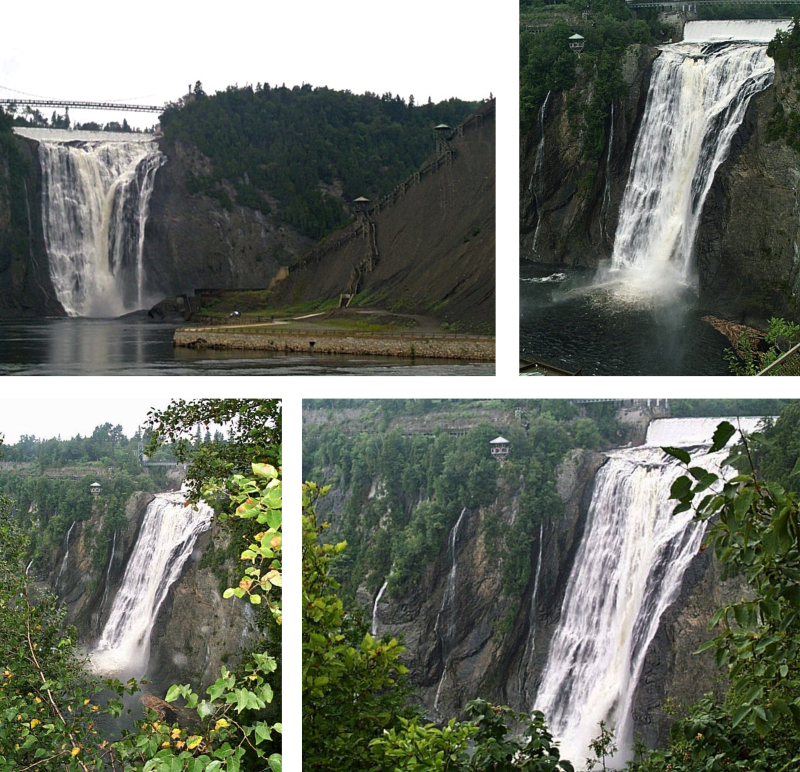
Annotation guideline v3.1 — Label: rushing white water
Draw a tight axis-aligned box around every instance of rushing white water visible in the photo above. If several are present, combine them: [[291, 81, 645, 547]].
[[603, 32, 776, 304], [601, 103, 615, 242], [683, 19, 791, 44], [91, 492, 213, 677], [34, 132, 165, 317], [535, 416, 764, 768], [372, 580, 388, 637]]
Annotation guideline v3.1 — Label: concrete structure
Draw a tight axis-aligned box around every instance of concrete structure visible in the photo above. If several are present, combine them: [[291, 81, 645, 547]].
[[90, 482, 102, 496]]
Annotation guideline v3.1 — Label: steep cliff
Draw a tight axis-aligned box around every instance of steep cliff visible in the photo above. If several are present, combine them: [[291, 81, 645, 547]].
[[520, 45, 657, 266], [44, 489, 253, 694], [141, 139, 312, 301], [0, 134, 63, 317], [354, 442, 733, 748], [696, 62, 800, 324], [270, 101, 495, 330]]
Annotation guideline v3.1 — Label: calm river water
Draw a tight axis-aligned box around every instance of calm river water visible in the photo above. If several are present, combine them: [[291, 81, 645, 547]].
[[520, 265, 732, 376], [0, 319, 494, 376]]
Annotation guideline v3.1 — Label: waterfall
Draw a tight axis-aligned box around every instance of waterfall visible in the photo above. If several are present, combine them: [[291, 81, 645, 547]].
[[530, 91, 551, 257], [604, 30, 776, 303], [600, 103, 615, 243], [25, 559, 33, 576], [371, 580, 388, 637], [519, 522, 544, 702], [432, 506, 467, 714], [534, 416, 764, 768], [90, 492, 213, 677], [98, 531, 117, 621], [35, 134, 165, 317], [56, 521, 77, 594]]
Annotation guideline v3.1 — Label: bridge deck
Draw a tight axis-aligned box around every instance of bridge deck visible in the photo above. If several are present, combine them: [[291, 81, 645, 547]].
[[0, 99, 164, 113]]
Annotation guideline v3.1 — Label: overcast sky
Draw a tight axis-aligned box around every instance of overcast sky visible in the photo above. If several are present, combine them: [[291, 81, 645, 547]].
[[2, 1, 499, 129], [0, 399, 174, 444]]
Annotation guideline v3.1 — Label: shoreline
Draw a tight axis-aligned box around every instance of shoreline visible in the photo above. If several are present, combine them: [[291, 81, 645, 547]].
[[173, 328, 495, 362]]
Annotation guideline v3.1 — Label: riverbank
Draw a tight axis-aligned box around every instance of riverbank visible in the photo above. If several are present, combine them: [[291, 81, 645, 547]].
[[173, 326, 495, 361]]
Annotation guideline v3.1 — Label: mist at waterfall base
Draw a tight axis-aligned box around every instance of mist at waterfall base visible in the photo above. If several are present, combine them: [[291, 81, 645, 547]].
[[522, 21, 786, 375], [534, 417, 765, 770], [520, 264, 730, 375]]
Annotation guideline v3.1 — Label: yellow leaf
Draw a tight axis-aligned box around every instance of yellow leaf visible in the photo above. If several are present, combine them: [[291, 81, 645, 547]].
[[187, 735, 202, 750], [30, 719, 40, 728], [171, 728, 182, 739], [71, 747, 80, 757], [214, 719, 230, 730]]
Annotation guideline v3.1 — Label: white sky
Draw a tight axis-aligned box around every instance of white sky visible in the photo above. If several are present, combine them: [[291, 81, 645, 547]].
[[1, 1, 499, 130], [0, 398, 173, 444]]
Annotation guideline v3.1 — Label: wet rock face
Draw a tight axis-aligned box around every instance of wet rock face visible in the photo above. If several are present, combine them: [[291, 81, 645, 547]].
[[0, 136, 64, 317], [48, 490, 254, 694], [696, 63, 800, 325], [520, 45, 658, 267], [141, 139, 311, 304], [368, 449, 605, 720], [364, 446, 737, 750]]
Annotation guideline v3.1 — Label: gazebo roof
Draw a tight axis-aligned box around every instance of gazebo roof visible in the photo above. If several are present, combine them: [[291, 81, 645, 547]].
[[90, 481, 102, 487], [569, 33, 585, 40], [353, 196, 370, 203], [490, 436, 510, 444]]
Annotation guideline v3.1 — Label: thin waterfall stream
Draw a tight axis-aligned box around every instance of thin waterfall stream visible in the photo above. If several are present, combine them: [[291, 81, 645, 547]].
[[534, 417, 764, 768]]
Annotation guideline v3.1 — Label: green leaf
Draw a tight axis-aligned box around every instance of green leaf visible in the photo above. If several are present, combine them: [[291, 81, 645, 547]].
[[268, 754, 283, 772], [663, 447, 691, 465], [710, 421, 736, 453], [731, 704, 750, 728], [670, 476, 692, 501], [165, 684, 183, 703]]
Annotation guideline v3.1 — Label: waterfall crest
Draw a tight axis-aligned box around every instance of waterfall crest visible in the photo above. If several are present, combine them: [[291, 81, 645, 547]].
[[534, 416, 763, 768], [90, 492, 213, 677], [604, 40, 774, 304], [35, 134, 165, 317]]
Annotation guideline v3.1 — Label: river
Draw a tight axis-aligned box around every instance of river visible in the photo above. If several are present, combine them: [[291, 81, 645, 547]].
[[519, 265, 731, 376], [0, 318, 493, 375]]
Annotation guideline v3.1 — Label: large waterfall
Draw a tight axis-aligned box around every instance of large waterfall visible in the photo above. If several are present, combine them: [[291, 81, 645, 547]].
[[535, 416, 764, 769], [90, 492, 213, 677], [18, 129, 166, 317], [603, 21, 787, 303]]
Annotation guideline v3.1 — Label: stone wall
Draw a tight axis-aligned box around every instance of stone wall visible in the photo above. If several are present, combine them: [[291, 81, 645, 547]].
[[173, 329, 495, 361]]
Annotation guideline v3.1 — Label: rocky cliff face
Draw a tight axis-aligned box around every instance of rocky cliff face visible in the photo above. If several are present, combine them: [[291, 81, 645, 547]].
[[44, 489, 253, 694], [358, 442, 734, 750], [524, 43, 800, 324], [696, 63, 800, 324], [141, 139, 312, 302], [520, 45, 657, 266], [0, 135, 64, 317]]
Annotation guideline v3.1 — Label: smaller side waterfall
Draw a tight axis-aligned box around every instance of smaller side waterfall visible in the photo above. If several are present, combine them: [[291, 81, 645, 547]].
[[56, 521, 77, 595], [530, 91, 551, 257], [432, 507, 467, 715], [518, 522, 545, 702], [91, 493, 213, 677], [371, 580, 388, 637], [98, 531, 117, 621]]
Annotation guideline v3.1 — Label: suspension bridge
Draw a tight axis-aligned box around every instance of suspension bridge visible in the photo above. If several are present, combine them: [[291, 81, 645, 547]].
[[0, 98, 165, 113], [627, 0, 799, 7]]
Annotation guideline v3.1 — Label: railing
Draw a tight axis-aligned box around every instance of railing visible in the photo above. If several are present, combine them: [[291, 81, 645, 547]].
[[0, 98, 164, 112], [757, 341, 800, 376]]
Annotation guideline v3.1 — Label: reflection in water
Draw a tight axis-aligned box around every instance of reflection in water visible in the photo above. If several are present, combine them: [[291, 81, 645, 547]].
[[519, 264, 731, 376], [0, 319, 493, 376]]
